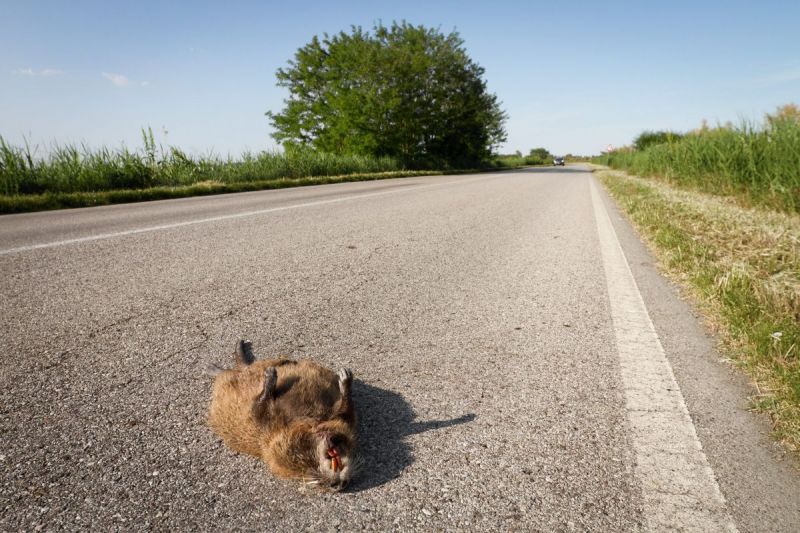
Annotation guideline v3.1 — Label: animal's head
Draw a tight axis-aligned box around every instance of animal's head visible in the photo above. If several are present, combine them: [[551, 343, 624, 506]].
[[312, 419, 357, 491], [268, 419, 357, 491]]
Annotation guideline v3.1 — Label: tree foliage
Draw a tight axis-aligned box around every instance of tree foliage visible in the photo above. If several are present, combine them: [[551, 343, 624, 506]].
[[527, 147, 551, 160], [267, 22, 507, 168]]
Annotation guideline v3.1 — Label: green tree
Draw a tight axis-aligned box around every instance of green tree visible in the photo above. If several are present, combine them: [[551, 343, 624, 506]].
[[267, 22, 507, 168], [528, 147, 551, 159]]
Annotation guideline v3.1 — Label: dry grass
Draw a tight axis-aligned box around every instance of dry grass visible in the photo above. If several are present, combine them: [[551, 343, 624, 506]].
[[597, 168, 800, 450]]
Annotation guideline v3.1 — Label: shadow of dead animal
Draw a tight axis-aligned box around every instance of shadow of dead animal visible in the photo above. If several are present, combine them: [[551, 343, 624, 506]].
[[350, 381, 476, 491], [208, 340, 357, 491]]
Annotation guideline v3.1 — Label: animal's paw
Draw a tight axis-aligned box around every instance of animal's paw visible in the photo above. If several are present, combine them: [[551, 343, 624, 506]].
[[260, 367, 278, 401], [235, 339, 255, 365], [337, 368, 353, 392]]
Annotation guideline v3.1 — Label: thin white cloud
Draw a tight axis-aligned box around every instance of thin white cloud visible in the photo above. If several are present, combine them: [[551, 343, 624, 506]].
[[140, 81, 150, 87], [13, 67, 61, 76], [102, 72, 130, 87]]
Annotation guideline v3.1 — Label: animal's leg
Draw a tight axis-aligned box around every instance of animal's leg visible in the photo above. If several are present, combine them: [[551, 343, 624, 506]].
[[251, 367, 278, 423], [234, 339, 256, 367], [333, 368, 355, 422], [337, 368, 353, 395]]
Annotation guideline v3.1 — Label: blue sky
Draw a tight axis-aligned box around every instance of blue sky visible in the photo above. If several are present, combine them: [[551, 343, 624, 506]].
[[2, 0, 799, 156]]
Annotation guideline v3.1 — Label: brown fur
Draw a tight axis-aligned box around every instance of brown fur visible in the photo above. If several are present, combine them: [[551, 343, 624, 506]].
[[208, 341, 357, 490]]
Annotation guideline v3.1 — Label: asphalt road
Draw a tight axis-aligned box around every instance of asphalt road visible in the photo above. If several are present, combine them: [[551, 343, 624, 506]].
[[1, 166, 798, 531]]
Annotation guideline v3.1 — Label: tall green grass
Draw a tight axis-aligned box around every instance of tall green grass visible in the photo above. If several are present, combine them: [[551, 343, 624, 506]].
[[595, 109, 800, 214], [0, 128, 402, 196]]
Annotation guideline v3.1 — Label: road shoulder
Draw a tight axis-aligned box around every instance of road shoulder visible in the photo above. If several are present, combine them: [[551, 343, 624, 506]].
[[595, 175, 800, 533]]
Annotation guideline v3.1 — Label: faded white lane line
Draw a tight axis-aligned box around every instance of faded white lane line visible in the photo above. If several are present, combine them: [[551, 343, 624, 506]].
[[590, 178, 737, 532], [0, 174, 497, 256]]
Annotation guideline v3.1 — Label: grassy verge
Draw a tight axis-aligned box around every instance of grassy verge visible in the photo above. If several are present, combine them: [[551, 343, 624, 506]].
[[0, 165, 531, 214], [0, 170, 446, 214], [597, 168, 800, 450]]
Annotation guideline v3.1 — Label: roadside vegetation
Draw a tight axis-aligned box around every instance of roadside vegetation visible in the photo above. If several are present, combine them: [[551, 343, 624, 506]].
[[0, 130, 417, 213], [492, 147, 555, 168], [593, 105, 800, 449], [595, 104, 800, 214], [0, 129, 404, 197], [0, 130, 549, 214]]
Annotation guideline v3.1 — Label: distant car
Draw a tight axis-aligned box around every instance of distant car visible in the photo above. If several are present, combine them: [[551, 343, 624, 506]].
[[553, 157, 565, 166]]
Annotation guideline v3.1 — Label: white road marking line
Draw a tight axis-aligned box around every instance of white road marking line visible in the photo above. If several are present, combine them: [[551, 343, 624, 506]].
[[0, 174, 499, 256], [590, 178, 738, 532]]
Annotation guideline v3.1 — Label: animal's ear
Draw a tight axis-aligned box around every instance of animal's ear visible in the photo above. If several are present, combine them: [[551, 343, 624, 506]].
[[234, 339, 255, 366]]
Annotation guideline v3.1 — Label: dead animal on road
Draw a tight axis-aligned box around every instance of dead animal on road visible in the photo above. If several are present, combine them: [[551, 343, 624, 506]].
[[208, 340, 358, 490]]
